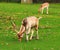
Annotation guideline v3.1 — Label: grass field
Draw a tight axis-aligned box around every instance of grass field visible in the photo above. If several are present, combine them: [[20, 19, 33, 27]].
[[0, 3, 60, 50]]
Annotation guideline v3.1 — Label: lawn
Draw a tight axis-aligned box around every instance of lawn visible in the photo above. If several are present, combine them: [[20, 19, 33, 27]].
[[0, 3, 60, 50]]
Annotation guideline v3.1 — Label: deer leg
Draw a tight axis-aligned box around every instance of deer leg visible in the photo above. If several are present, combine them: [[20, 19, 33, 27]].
[[42, 8, 44, 14], [35, 25, 39, 40], [47, 7, 48, 14], [30, 29, 34, 40], [36, 29, 39, 40], [26, 27, 31, 41], [26, 34, 29, 41]]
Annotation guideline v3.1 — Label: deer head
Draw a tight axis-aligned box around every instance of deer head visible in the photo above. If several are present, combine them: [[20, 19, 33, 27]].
[[11, 20, 25, 41]]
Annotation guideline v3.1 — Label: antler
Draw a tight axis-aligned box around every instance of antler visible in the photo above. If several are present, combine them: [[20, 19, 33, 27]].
[[10, 17, 18, 33]]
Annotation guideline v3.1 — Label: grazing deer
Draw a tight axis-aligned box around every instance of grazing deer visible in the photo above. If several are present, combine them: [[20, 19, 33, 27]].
[[11, 16, 42, 41], [38, 2, 49, 14]]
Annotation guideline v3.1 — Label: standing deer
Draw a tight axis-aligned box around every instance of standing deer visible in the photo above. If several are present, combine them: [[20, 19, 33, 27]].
[[38, 2, 49, 14], [11, 16, 42, 41]]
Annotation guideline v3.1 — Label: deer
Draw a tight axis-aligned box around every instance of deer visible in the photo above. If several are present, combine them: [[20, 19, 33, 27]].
[[11, 16, 42, 41], [38, 2, 49, 14]]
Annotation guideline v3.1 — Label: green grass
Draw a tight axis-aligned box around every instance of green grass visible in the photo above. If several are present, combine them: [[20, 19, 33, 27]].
[[0, 3, 60, 50]]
